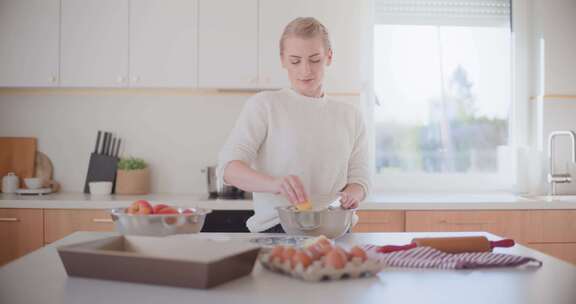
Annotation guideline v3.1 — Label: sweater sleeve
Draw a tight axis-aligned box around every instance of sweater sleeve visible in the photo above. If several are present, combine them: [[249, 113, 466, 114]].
[[217, 94, 268, 186], [347, 107, 372, 199]]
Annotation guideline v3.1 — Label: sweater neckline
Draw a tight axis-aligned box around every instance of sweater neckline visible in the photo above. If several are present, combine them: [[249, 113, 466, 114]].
[[284, 88, 327, 106]]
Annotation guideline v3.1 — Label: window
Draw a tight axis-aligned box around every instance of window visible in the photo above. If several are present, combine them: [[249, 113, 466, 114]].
[[372, 0, 513, 191]]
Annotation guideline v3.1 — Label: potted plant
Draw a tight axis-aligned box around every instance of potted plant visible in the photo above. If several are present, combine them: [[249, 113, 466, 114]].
[[115, 157, 150, 195]]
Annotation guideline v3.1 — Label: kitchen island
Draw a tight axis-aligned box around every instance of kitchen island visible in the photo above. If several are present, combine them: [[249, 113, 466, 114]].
[[0, 231, 575, 304]]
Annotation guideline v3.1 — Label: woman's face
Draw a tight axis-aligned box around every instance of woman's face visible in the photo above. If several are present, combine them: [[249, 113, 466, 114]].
[[281, 36, 332, 98]]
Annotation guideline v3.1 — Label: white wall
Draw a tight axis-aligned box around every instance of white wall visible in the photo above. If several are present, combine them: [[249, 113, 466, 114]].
[[540, 97, 576, 195], [0, 91, 247, 194], [529, 0, 576, 195]]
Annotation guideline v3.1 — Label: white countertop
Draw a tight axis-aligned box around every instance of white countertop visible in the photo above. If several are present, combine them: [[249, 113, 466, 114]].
[[0, 231, 575, 304], [1, 192, 576, 210]]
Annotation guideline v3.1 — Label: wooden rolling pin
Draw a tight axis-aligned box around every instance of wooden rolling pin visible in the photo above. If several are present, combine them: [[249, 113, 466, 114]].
[[376, 236, 515, 254]]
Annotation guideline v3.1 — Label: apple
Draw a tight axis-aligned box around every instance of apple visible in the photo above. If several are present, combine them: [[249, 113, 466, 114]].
[[127, 200, 153, 215], [156, 207, 178, 214], [152, 204, 170, 214]]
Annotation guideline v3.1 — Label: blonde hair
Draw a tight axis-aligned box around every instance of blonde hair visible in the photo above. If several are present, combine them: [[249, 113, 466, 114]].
[[279, 17, 332, 55]]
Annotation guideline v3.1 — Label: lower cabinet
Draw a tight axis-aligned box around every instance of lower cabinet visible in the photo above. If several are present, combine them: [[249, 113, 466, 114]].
[[353, 211, 404, 232], [405, 211, 528, 243], [525, 210, 576, 265], [44, 209, 115, 244], [2, 207, 576, 266], [0, 209, 44, 266], [526, 243, 576, 265]]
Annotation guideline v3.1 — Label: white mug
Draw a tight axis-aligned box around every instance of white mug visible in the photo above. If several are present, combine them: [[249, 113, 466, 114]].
[[2, 172, 19, 193]]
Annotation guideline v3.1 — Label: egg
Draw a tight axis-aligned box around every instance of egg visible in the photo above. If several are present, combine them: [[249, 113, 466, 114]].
[[306, 245, 323, 260], [291, 250, 312, 269], [333, 246, 348, 261], [325, 248, 346, 269], [269, 245, 285, 263], [282, 247, 296, 264], [349, 246, 367, 262]]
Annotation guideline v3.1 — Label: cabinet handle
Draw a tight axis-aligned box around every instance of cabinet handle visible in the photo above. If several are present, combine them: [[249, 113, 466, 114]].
[[359, 219, 390, 224], [439, 220, 495, 225], [0, 218, 20, 222], [92, 218, 113, 223]]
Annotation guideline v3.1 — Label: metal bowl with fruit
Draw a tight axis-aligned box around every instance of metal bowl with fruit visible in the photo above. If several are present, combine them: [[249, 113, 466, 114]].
[[276, 196, 357, 239], [110, 200, 211, 236]]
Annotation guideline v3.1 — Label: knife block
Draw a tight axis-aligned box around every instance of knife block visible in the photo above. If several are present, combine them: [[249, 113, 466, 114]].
[[83, 153, 119, 194]]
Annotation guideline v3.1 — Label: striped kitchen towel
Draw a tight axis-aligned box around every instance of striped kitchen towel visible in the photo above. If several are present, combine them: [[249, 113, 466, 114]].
[[363, 245, 543, 269]]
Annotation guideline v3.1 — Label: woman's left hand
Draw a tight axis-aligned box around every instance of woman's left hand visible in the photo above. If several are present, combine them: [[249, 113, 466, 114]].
[[339, 183, 365, 209]]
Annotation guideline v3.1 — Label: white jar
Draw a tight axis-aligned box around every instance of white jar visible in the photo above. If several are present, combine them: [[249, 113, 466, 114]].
[[2, 172, 19, 193]]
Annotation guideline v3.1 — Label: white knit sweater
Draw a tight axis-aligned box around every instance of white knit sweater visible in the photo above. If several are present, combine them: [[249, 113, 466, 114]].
[[217, 88, 371, 232]]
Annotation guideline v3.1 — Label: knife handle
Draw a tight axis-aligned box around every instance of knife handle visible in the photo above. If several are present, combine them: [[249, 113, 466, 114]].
[[94, 131, 102, 154], [115, 138, 121, 158], [110, 137, 116, 157], [101, 132, 109, 155]]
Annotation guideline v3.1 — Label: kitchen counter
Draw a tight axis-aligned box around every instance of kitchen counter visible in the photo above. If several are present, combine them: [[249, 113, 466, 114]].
[[0, 231, 575, 304], [1, 192, 576, 210]]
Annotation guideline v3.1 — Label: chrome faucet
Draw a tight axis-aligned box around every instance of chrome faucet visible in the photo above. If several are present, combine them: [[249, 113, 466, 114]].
[[547, 130, 576, 196]]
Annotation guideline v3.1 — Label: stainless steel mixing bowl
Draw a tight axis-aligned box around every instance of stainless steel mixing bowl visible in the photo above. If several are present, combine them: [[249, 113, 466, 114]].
[[276, 206, 356, 239], [110, 207, 211, 236]]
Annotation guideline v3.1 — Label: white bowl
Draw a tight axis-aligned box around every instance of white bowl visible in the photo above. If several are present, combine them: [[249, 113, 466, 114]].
[[24, 178, 43, 189], [89, 181, 113, 195]]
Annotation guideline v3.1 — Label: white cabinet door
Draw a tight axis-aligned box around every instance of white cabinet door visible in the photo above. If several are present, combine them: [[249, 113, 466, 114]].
[[198, 0, 258, 88], [0, 0, 59, 87], [60, 0, 129, 87], [130, 0, 198, 87], [259, 0, 368, 92]]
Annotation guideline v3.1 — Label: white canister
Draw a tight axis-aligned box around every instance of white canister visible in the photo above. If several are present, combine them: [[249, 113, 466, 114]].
[[2, 172, 19, 193]]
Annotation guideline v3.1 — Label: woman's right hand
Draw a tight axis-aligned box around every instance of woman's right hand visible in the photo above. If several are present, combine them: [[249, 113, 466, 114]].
[[273, 175, 309, 205]]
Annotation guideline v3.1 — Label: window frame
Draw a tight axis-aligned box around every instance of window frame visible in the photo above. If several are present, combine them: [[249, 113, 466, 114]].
[[366, 0, 531, 193]]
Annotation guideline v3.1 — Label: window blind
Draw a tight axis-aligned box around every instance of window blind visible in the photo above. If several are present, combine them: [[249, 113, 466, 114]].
[[375, 0, 511, 27]]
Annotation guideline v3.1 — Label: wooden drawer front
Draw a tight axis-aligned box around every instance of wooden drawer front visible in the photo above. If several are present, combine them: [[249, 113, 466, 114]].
[[526, 211, 576, 243], [405, 211, 527, 243], [352, 211, 404, 232], [528, 243, 576, 265], [0, 209, 43, 266], [44, 209, 114, 244]]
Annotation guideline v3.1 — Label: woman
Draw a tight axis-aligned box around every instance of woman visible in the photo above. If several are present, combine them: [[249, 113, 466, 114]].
[[217, 17, 370, 233]]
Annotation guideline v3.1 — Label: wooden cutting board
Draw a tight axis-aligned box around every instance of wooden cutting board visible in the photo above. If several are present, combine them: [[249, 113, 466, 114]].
[[0, 137, 37, 189]]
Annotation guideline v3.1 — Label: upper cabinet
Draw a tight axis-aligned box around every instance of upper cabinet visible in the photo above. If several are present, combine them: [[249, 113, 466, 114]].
[[130, 0, 198, 87], [0, 0, 366, 91], [60, 0, 129, 87], [198, 0, 258, 88], [0, 0, 60, 87], [61, 0, 198, 88], [259, 0, 368, 92]]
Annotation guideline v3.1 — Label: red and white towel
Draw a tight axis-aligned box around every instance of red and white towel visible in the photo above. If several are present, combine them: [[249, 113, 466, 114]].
[[363, 245, 543, 270]]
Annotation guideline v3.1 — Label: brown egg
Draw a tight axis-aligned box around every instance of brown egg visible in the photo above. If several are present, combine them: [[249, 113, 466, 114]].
[[291, 250, 312, 269], [349, 246, 367, 262], [269, 245, 285, 263], [325, 248, 346, 269], [306, 245, 323, 260], [317, 242, 334, 256], [332, 246, 349, 261], [316, 236, 333, 248], [282, 247, 296, 264]]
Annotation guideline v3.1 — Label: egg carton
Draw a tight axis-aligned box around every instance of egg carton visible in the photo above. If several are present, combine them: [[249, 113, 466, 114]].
[[259, 253, 384, 281]]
